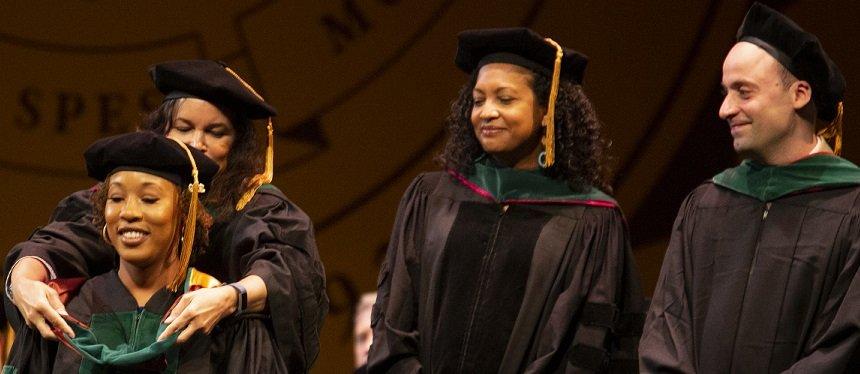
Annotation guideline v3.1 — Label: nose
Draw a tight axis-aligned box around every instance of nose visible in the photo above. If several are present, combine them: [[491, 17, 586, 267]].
[[187, 130, 207, 152], [120, 198, 142, 222], [478, 103, 500, 121], [719, 94, 738, 121]]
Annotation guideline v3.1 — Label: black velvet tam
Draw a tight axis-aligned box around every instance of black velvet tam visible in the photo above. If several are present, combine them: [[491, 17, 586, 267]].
[[455, 27, 588, 84], [85, 131, 219, 189], [150, 60, 277, 119], [737, 2, 845, 121]]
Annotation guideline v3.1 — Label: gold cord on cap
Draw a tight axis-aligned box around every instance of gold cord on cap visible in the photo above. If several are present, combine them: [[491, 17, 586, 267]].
[[224, 66, 265, 102], [168, 139, 206, 292], [542, 38, 564, 168], [223, 66, 275, 210], [817, 101, 844, 156]]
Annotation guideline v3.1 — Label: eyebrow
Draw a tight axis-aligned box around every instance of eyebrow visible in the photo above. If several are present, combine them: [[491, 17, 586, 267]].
[[108, 181, 166, 191], [473, 85, 521, 94], [495, 86, 519, 94], [175, 117, 230, 128], [722, 78, 759, 90]]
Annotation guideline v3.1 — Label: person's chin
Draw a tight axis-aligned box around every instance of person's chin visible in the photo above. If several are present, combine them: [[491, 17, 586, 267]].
[[480, 139, 513, 153], [733, 144, 758, 160], [118, 251, 155, 267], [732, 136, 749, 152]]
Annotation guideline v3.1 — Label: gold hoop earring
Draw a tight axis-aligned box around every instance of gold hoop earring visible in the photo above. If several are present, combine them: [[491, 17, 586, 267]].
[[102, 225, 111, 244]]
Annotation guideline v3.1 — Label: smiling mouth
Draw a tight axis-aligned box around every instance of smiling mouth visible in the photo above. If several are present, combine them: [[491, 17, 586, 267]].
[[729, 122, 749, 133], [117, 228, 150, 247], [480, 126, 505, 136]]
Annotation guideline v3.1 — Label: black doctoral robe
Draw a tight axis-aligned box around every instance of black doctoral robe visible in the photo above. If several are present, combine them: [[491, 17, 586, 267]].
[[4, 184, 328, 373], [4, 269, 287, 373], [640, 156, 860, 373], [368, 171, 645, 373]]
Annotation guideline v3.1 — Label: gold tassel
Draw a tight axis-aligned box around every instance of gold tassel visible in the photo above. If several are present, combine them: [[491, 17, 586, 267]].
[[542, 38, 564, 168], [817, 101, 844, 156], [223, 66, 275, 211], [168, 140, 205, 292]]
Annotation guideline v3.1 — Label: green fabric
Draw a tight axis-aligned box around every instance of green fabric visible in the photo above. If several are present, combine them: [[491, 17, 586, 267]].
[[467, 156, 615, 203], [712, 154, 860, 201], [62, 269, 208, 373], [258, 183, 277, 192], [70, 311, 179, 373], [2, 365, 18, 374]]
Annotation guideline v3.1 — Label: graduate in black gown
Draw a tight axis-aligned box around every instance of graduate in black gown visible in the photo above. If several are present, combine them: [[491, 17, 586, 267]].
[[4, 61, 327, 373], [639, 3, 860, 373], [7, 132, 287, 372], [368, 28, 645, 373]]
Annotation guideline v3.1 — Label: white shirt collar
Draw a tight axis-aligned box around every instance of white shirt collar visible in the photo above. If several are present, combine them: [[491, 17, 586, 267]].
[[810, 135, 834, 155]]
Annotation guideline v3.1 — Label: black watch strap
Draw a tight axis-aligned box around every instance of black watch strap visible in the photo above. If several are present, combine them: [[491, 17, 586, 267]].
[[228, 282, 247, 316]]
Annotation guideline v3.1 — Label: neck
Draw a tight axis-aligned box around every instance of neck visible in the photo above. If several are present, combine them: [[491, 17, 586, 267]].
[[500, 153, 540, 170], [118, 257, 180, 307], [749, 120, 823, 166], [489, 143, 543, 171]]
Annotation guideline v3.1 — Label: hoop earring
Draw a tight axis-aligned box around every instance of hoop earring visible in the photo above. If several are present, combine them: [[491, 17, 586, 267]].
[[102, 225, 111, 244], [538, 151, 548, 168]]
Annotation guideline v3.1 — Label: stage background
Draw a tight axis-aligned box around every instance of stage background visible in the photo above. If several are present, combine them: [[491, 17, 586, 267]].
[[1, 1, 857, 372]]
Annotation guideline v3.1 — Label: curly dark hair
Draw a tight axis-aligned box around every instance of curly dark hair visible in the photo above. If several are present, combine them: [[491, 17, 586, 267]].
[[437, 67, 612, 193], [140, 98, 263, 220], [91, 180, 209, 262]]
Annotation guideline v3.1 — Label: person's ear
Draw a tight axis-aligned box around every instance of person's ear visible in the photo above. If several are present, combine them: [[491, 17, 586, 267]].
[[792, 80, 813, 110]]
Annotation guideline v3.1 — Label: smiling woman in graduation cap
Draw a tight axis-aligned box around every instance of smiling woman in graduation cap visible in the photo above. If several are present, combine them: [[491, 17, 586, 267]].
[[5, 132, 288, 372], [640, 3, 860, 373], [5, 61, 327, 373], [367, 28, 645, 373]]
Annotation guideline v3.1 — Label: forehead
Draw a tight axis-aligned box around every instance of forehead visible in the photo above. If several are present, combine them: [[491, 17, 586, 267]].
[[722, 41, 782, 84], [475, 63, 535, 88], [108, 170, 177, 190], [175, 98, 232, 125]]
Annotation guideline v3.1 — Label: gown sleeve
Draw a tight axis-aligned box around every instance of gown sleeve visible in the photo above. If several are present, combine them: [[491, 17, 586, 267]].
[[523, 206, 645, 373], [2, 312, 58, 373], [4, 188, 115, 283], [638, 188, 703, 373], [598, 209, 647, 373], [3, 187, 114, 341], [208, 314, 290, 373], [226, 186, 328, 373], [781, 211, 860, 373], [4, 278, 88, 373], [367, 174, 430, 374]]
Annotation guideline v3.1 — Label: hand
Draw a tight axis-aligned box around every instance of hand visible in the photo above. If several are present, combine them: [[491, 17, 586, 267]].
[[158, 286, 237, 343], [10, 278, 74, 340]]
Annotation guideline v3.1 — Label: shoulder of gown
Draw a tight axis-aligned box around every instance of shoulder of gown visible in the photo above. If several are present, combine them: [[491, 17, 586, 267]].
[[223, 183, 328, 373]]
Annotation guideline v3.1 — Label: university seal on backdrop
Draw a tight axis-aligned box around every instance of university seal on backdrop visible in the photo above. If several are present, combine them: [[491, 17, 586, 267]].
[[0, 0, 453, 182]]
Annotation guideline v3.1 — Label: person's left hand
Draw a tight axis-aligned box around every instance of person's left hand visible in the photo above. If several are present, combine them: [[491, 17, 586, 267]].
[[158, 286, 237, 343]]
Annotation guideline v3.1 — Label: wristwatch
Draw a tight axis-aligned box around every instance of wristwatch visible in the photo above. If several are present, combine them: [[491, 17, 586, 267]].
[[227, 282, 247, 316]]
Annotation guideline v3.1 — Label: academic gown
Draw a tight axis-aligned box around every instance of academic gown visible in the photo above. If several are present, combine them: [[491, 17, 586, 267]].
[[368, 163, 645, 374], [640, 155, 860, 373], [4, 184, 328, 373], [4, 269, 287, 373]]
